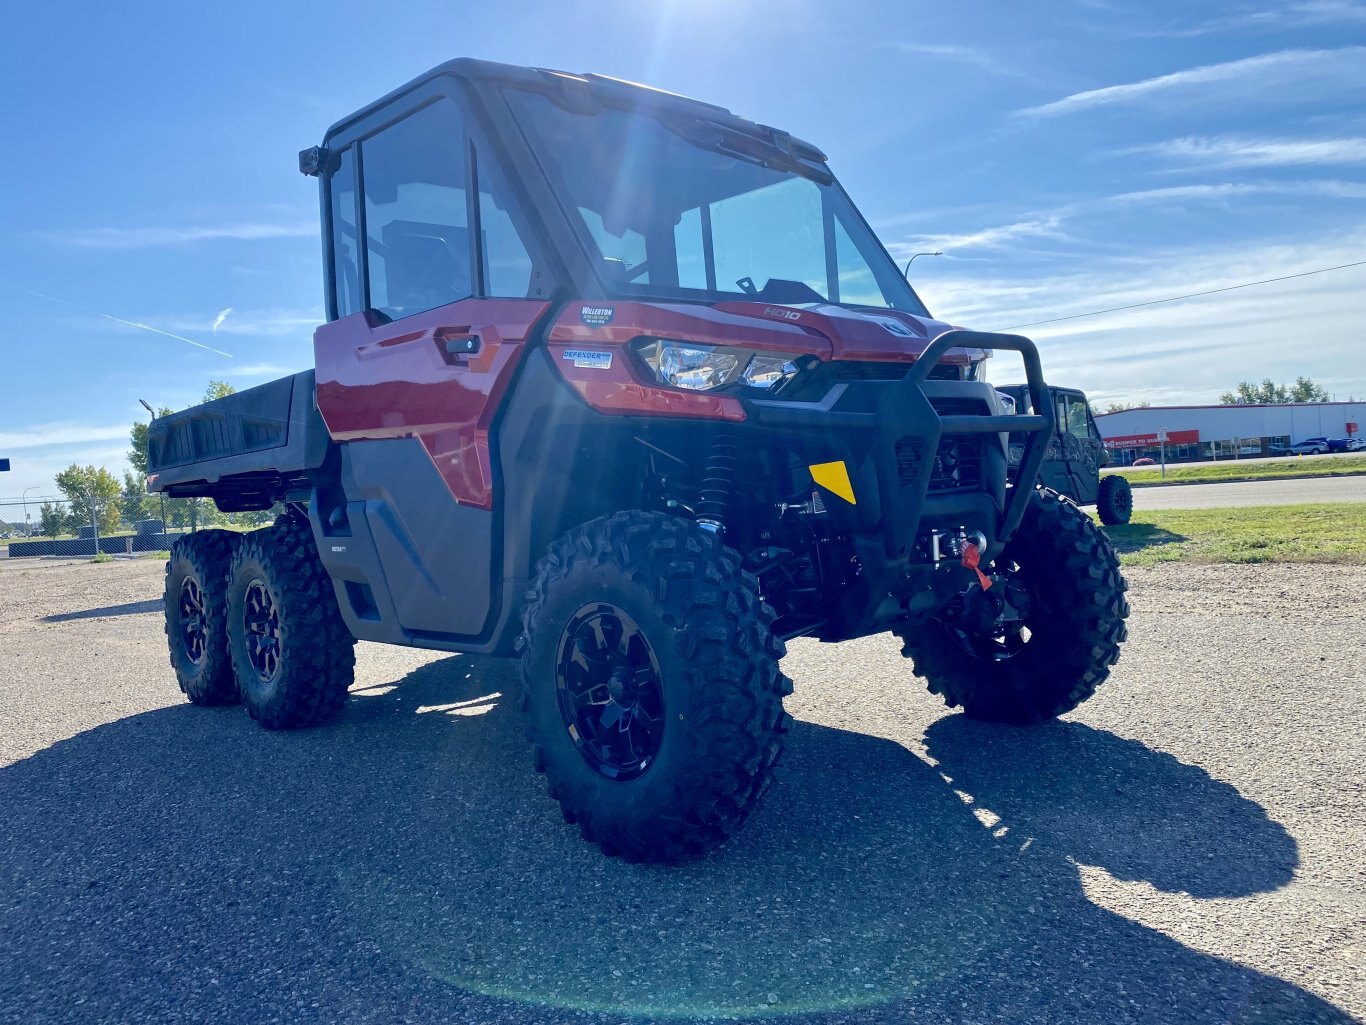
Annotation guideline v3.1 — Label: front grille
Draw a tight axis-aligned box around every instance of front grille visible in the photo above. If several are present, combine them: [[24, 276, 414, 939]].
[[897, 434, 984, 492]]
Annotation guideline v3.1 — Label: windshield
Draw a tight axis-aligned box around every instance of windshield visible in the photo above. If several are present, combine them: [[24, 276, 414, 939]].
[[506, 90, 930, 315]]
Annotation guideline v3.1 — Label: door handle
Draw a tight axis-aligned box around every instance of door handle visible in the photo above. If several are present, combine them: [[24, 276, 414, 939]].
[[435, 324, 503, 368]]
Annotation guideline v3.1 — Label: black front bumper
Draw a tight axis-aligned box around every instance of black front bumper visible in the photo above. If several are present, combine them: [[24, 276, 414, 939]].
[[747, 329, 1055, 636]]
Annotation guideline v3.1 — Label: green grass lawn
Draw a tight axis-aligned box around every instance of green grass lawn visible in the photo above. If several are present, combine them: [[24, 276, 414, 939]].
[[1107, 452, 1366, 486], [1098, 503, 1366, 567]]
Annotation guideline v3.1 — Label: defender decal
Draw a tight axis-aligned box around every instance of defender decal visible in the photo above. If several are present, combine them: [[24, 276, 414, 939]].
[[562, 348, 613, 370]]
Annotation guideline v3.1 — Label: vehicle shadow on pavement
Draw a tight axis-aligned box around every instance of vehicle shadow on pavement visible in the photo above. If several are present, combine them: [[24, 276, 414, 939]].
[[0, 654, 1351, 1025], [1101, 522, 1189, 559], [41, 599, 164, 623]]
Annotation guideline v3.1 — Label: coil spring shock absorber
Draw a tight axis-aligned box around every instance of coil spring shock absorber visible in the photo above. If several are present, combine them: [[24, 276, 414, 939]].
[[696, 431, 738, 534]]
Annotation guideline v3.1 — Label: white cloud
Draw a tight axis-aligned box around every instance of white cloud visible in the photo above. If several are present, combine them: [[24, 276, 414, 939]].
[[39, 221, 317, 249], [211, 308, 233, 332], [0, 423, 130, 451], [224, 363, 292, 378], [890, 216, 1070, 253], [1125, 135, 1366, 170], [916, 229, 1366, 406], [888, 42, 1023, 76], [889, 180, 1366, 254], [1019, 47, 1366, 118], [1136, 1, 1366, 36]]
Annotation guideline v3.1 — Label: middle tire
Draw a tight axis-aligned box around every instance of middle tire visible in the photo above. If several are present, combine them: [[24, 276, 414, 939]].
[[518, 511, 791, 862], [226, 514, 356, 730]]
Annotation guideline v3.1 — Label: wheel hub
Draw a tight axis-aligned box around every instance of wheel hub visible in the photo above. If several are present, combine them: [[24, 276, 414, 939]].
[[555, 603, 665, 782]]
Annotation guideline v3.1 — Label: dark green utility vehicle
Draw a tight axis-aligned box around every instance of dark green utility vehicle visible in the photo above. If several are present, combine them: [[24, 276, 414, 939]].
[[997, 384, 1133, 526]]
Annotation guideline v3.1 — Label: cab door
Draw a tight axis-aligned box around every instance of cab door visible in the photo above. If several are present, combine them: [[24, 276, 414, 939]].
[[1056, 392, 1102, 504], [311, 85, 552, 641]]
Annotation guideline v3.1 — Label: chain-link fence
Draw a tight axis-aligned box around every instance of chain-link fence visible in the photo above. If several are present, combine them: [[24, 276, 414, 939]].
[[1, 495, 280, 559]]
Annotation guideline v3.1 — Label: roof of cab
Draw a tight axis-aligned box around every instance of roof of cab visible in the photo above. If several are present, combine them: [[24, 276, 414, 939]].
[[320, 57, 827, 162]]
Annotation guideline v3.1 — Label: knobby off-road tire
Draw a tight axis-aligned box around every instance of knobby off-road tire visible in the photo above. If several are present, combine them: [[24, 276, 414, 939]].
[[164, 530, 242, 705], [227, 515, 355, 730], [1096, 473, 1134, 526], [898, 488, 1129, 724], [518, 511, 792, 862]]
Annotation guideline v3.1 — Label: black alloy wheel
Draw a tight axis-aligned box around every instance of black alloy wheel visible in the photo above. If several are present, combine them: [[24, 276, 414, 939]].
[[555, 603, 666, 781], [242, 579, 282, 683], [178, 577, 209, 665]]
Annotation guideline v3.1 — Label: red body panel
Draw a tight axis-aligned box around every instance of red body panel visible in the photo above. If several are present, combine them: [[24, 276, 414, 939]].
[[712, 301, 986, 364], [548, 302, 820, 421], [549, 300, 990, 421], [314, 299, 551, 509]]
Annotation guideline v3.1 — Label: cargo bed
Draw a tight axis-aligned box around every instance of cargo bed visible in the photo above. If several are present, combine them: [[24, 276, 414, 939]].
[[145, 371, 332, 510]]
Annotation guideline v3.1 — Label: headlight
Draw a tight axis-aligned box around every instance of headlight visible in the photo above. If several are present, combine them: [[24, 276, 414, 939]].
[[635, 339, 805, 393], [742, 354, 801, 390]]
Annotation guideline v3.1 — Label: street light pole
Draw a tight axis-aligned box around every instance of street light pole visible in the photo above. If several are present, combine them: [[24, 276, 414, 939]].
[[902, 250, 943, 279], [22, 486, 37, 538]]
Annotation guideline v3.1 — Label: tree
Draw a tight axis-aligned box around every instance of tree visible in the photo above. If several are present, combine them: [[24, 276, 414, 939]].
[[38, 502, 66, 539], [1220, 377, 1330, 405], [1289, 376, 1330, 403], [1099, 400, 1151, 415], [203, 380, 235, 402], [54, 464, 122, 536], [121, 469, 155, 527]]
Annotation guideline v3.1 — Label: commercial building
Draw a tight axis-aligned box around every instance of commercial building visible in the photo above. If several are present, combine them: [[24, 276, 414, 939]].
[[1095, 401, 1364, 465]]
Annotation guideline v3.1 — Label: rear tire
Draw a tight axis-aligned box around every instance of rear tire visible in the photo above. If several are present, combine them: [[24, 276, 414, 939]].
[[1096, 473, 1133, 525], [518, 511, 791, 862], [227, 515, 356, 730], [164, 530, 242, 706], [898, 488, 1129, 724]]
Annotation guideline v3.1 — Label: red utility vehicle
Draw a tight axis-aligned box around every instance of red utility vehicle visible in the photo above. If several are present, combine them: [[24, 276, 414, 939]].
[[147, 59, 1129, 861]]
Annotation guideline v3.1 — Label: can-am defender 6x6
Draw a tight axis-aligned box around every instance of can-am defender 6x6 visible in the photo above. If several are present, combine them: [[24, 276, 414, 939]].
[[147, 59, 1129, 862]]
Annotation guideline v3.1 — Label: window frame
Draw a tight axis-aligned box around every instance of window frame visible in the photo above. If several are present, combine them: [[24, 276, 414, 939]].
[[320, 77, 552, 322]]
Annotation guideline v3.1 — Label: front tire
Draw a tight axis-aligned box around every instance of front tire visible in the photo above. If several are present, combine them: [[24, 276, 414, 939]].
[[898, 488, 1129, 724], [1096, 473, 1133, 525], [164, 530, 242, 705], [227, 515, 356, 730], [518, 512, 791, 862]]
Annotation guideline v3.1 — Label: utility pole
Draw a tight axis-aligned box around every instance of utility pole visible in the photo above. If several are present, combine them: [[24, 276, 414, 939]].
[[22, 486, 37, 537]]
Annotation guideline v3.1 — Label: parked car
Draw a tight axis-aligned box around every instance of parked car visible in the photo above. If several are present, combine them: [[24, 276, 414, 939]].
[[1325, 438, 1353, 453], [1132, 456, 1157, 466], [1347, 437, 1366, 452], [1288, 438, 1330, 455]]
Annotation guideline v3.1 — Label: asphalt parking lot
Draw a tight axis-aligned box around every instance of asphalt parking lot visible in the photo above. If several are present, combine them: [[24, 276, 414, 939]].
[[1, 557, 1363, 1025]]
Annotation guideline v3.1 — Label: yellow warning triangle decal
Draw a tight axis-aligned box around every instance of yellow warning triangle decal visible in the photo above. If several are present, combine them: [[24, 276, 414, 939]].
[[809, 461, 856, 504]]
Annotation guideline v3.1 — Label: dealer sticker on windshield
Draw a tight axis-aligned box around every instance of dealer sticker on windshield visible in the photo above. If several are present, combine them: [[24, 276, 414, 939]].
[[580, 305, 615, 327], [563, 348, 613, 370]]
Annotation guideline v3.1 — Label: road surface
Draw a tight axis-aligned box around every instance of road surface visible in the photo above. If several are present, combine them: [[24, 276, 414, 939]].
[[1133, 474, 1366, 510], [2, 557, 1363, 1024]]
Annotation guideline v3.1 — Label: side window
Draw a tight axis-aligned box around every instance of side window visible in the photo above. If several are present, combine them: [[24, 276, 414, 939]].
[[473, 147, 536, 298], [579, 207, 646, 284], [361, 99, 471, 320], [1066, 396, 1091, 438], [834, 217, 891, 308], [328, 147, 361, 319], [675, 207, 707, 289]]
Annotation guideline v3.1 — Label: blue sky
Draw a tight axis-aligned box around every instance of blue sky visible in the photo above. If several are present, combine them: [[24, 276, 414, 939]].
[[3, 0, 1365, 499]]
